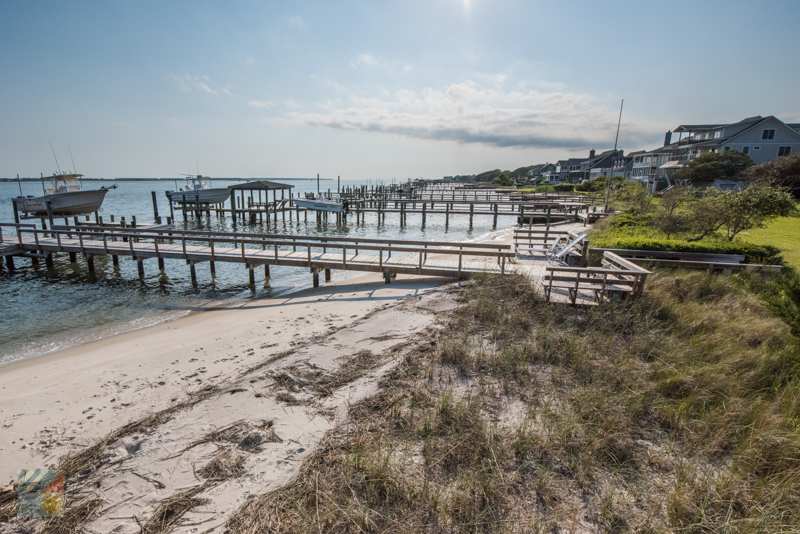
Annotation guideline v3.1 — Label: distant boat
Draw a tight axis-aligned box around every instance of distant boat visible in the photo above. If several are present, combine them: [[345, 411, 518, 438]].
[[165, 175, 230, 205], [293, 193, 350, 213], [14, 173, 116, 216]]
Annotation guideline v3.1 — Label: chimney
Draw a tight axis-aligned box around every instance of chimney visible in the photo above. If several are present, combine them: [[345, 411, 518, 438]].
[[589, 149, 595, 158], [664, 130, 672, 146]]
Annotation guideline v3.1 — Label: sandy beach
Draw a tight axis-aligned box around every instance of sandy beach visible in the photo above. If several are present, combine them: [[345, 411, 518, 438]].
[[0, 221, 535, 532]]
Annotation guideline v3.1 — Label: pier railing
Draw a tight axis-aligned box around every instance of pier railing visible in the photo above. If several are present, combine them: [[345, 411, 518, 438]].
[[9, 224, 515, 278]]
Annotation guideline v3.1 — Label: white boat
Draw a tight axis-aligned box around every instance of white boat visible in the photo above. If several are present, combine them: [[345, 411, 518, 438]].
[[165, 175, 230, 205], [14, 173, 116, 216], [293, 193, 350, 213]]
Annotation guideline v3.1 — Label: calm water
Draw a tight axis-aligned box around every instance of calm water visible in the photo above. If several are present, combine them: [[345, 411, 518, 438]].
[[0, 179, 514, 365]]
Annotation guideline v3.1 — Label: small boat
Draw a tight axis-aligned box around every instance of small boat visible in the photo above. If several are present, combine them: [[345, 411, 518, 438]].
[[14, 173, 116, 216], [165, 175, 230, 205], [293, 193, 350, 213]]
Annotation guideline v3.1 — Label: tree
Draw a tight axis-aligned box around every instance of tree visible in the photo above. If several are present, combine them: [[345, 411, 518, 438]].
[[719, 185, 796, 240], [744, 152, 800, 198], [652, 186, 692, 239], [686, 185, 796, 241], [674, 150, 754, 184]]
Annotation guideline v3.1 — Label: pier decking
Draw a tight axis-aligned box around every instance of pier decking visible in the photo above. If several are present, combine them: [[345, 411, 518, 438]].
[[0, 223, 515, 287]]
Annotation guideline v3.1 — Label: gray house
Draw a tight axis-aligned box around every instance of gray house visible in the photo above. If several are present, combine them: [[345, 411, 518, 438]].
[[631, 116, 800, 191]]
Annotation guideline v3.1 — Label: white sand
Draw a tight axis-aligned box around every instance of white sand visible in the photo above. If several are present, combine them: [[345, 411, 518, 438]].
[[0, 224, 575, 531]]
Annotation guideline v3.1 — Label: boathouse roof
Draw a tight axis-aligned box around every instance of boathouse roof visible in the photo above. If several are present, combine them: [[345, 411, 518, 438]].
[[227, 180, 294, 191]]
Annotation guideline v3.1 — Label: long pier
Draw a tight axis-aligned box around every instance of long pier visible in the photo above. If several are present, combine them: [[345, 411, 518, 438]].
[[0, 223, 514, 287]]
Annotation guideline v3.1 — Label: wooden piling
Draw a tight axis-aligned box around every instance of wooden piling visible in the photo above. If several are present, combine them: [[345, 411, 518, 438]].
[[87, 255, 96, 273], [324, 268, 331, 282], [189, 262, 197, 287], [312, 267, 320, 287]]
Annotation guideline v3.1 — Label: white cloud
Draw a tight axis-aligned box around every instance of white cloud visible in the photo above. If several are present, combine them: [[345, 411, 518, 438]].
[[357, 53, 379, 67], [248, 100, 274, 109], [245, 57, 254, 66], [172, 73, 220, 95], [284, 80, 660, 150]]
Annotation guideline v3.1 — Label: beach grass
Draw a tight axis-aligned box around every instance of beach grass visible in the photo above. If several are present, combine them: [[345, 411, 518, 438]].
[[228, 272, 800, 533]]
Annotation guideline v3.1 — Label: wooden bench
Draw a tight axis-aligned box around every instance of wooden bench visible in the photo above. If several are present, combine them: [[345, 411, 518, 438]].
[[588, 248, 781, 273], [544, 251, 650, 305]]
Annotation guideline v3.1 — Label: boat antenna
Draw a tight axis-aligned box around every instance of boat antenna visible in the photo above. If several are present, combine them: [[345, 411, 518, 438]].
[[68, 144, 82, 188], [49, 140, 62, 175], [17, 174, 23, 196], [604, 99, 624, 213], [317, 173, 320, 197], [196, 157, 200, 177]]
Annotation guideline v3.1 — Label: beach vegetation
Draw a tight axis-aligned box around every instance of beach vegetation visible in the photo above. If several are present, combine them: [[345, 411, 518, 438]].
[[674, 150, 754, 184], [744, 151, 800, 198], [228, 271, 800, 532]]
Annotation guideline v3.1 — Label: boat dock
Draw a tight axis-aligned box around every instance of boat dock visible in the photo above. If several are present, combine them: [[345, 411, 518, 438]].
[[0, 223, 515, 287]]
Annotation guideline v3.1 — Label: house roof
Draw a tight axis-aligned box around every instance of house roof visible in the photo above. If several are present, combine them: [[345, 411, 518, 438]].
[[673, 116, 764, 133], [227, 180, 294, 191]]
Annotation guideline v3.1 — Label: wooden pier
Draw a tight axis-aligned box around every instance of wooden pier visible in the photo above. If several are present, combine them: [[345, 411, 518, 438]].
[[0, 223, 514, 287]]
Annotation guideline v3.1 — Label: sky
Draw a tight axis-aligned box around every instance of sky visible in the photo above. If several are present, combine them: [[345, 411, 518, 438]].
[[1, 0, 799, 180]]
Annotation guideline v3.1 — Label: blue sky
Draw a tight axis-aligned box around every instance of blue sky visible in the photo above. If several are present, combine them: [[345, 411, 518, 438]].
[[1, 0, 799, 179]]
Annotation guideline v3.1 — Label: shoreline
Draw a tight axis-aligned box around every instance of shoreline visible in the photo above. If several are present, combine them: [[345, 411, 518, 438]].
[[0, 223, 516, 484], [0, 225, 514, 369]]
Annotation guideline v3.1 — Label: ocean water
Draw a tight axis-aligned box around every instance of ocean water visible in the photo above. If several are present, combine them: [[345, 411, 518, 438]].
[[0, 179, 515, 365]]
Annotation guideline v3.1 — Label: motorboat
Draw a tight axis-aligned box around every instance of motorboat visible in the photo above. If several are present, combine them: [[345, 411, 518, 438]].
[[13, 173, 116, 216], [292, 193, 350, 213], [165, 175, 230, 205]]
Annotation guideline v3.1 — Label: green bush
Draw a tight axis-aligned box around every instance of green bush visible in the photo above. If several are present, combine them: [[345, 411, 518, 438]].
[[535, 184, 555, 193], [607, 213, 652, 229], [553, 184, 574, 192], [589, 236, 783, 264]]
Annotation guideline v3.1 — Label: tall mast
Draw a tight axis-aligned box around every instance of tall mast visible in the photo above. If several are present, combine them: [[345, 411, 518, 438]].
[[604, 99, 624, 212]]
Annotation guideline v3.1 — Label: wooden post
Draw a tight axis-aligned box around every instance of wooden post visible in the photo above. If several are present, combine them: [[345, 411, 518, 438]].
[[87, 255, 95, 273], [210, 261, 216, 275], [45, 253, 54, 269], [230, 190, 237, 221], [69, 252, 77, 263], [264, 264, 270, 278], [469, 202, 474, 227], [445, 203, 450, 226], [112, 255, 119, 267], [384, 271, 391, 284], [422, 202, 426, 226], [493, 203, 498, 228], [248, 264, 255, 287], [6, 256, 15, 271], [312, 267, 320, 287], [189, 262, 197, 287], [158, 257, 165, 270], [325, 268, 331, 282], [151, 191, 160, 223], [137, 259, 145, 277]]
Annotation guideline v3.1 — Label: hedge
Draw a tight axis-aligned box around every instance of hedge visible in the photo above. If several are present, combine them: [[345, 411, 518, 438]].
[[553, 184, 574, 192], [588, 236, 784, 265]]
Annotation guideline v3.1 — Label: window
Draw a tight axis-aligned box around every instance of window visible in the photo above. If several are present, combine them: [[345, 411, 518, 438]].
[[754, 146, 761, 150], [724, 146, 731, 151], [778, 146, 792, 157], [742, 146, 750, 155], [762, 129, 776, 140], [714, 131, 722, 138]]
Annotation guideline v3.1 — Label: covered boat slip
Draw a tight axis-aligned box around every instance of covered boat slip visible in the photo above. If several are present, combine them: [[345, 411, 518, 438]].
[[0, 223, 514, 286]]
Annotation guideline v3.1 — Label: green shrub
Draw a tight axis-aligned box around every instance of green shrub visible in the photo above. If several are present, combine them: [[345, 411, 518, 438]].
[[607, 213, 652, 229], [588, 236, 783, 264], [535, 184, 555, 193], [553, 184, 574, 192]]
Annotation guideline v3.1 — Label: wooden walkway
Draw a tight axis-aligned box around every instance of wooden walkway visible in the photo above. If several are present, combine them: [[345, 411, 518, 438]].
[[0, 223, 514, 287]]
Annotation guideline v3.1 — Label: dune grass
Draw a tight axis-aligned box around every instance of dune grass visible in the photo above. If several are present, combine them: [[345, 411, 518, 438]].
[[228, 272, 800, 533]]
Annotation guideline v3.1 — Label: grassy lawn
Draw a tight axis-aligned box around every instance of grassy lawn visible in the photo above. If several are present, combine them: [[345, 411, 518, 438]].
[[739, 210, 800, 269]]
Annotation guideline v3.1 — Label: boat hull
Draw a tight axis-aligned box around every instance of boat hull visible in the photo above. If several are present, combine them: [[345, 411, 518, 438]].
[[14, 189, 112, 216], [292, 199, 345, 213], [166, 188, 230, 205]]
